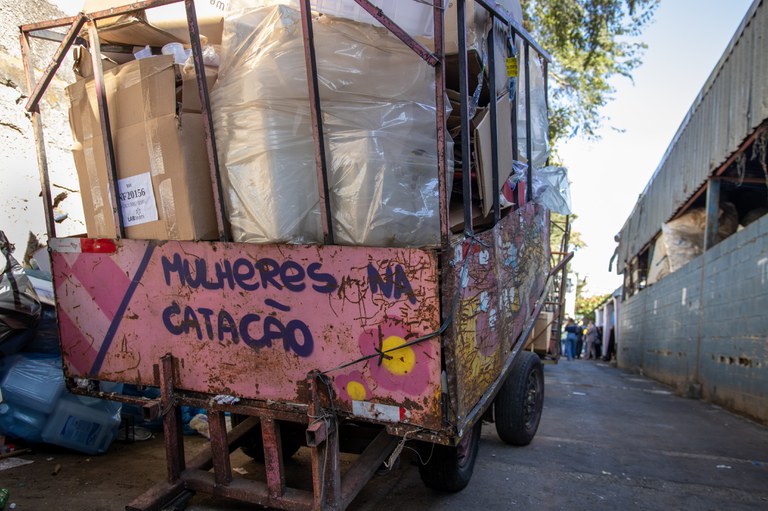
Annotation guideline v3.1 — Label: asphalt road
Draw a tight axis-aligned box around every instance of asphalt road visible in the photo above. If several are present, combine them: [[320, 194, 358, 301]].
[[3, 359, 767, 510], [347, 359, 768, 511]]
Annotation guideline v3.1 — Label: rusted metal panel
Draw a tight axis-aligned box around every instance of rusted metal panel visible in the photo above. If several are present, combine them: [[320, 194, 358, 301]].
[[618, 0, 768, 270], [50, 239, 443, 430], [443, 203, 550, 425]]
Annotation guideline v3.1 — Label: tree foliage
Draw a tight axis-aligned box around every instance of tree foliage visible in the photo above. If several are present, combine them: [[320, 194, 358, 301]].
[[550, 212, 586, 255], [576, 291, 612, 322], [521, 0, 659, 145]]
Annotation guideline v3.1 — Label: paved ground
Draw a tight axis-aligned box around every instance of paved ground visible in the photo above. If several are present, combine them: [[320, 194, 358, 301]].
[[2, 358, 767, 510]]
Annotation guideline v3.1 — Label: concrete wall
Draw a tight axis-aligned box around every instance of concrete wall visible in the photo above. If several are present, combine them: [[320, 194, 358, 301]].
[[0, 0, 84, 260], [619, 213, 768, 424]]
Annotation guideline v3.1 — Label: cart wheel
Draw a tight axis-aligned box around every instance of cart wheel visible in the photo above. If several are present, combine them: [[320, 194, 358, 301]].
[[240, 421, 304, 462], [494, 351, 544, 446], [417, 419, 481, 492]]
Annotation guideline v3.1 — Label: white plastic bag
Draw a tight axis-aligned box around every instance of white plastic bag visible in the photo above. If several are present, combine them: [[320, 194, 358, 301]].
[[531, 166, 571, 214]]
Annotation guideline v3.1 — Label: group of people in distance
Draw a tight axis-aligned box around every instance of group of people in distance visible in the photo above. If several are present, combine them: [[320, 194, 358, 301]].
[[563, 318, 615, 361]]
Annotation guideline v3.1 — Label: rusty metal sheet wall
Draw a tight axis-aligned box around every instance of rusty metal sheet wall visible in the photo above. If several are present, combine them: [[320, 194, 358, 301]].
[[51, 239, 443, 430], [618, 0, 768, 270], [443, 204, 550, 427]]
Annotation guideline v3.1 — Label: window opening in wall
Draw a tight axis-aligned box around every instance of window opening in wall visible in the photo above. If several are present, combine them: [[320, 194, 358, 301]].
[[625, 124, 768, 293]]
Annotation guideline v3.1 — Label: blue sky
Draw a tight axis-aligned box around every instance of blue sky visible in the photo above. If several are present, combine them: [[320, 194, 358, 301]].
[[559, 0, 756, 294]]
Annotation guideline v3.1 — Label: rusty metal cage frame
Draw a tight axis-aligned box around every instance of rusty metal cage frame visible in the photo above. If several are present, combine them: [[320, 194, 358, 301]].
[[19, 1, 561, 509]]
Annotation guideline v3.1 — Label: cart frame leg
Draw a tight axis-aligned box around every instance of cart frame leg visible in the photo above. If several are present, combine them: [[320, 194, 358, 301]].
[[126, 358, 399, 511]]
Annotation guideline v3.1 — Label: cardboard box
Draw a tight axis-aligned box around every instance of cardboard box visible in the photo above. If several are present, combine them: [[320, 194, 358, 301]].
[[180, 65, 218, 114], [528, 311, 554, 352], [83, 0, 181, 47], [152, 16, 225, 46], [473, 91, 514, 217], [448, 91, 514, 231], [67, 55, 218, 240]]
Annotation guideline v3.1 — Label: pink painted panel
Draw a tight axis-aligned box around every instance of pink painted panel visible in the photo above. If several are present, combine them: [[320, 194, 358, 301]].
[[50, 239, 442, 429]]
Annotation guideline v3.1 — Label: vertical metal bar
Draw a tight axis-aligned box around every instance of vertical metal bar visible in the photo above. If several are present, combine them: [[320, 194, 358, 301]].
[[261, 418, 285, 499], [457, 0, 473, 235], [309, 375, 323, 508], [704, 178, 721, 250], [543, 57, 550, 167], [87, 21, 124, 238], [308, 373, 340, 509], [208, 410, 232, 485], [323, 421, 341, 509], [19, 30, 56, 240], [299, 0, 334, 245], [510, 34, 519, 162], [184, 0, 230, 241], [434, 0, 450, 242], [524, 41, 533, 203], [555, 215, 570, 357], [160, 355, 185, 482], [488, 25, 500, 224], [509, 32, 520, 210]]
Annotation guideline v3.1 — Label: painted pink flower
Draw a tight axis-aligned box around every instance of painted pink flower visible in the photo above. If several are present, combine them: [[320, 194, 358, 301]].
[[334, 370, 371, 404], [357, 317, 431, 395]]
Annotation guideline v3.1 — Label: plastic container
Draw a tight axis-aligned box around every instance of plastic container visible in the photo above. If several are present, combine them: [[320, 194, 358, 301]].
[[0, 355, 64, 414], [236, 0, 443, 37], [41, 392, 122, 455], [0, 401, 47, 443]]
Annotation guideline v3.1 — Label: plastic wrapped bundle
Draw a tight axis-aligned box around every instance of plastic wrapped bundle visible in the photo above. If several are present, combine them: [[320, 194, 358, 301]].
[[516, 50, 549, 171], [531, 166, 571, 215], [661, 203, 738, 272], [212, 3, 442, 246]]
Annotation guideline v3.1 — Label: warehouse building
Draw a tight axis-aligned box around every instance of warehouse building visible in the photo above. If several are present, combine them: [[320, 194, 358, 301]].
[[616, 0, 768, 423]]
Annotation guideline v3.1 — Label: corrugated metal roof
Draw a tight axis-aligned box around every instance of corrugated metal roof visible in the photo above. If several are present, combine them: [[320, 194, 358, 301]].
[[617, 0, 768, 272]]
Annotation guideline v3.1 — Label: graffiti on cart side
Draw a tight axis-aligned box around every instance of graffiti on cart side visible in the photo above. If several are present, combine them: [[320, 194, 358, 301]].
[[162, 298, 313, 357], [161, 253, 338, 293], [158, 253, 340, 358], [367, 263, 416, 304]]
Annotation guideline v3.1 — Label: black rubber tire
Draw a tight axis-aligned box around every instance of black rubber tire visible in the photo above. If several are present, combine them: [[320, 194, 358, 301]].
[[418, 418, 482, 493], [240, 421, 304, 462], [495, 351, 544, 446]]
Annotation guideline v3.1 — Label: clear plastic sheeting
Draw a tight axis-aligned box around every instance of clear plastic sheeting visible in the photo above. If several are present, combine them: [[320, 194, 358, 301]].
[[212, 3, 443, 246], [240, 0, 441, 37], [531, 166, 571, 215], [516, 49, 549, 171], [661, 203, 739, 272]]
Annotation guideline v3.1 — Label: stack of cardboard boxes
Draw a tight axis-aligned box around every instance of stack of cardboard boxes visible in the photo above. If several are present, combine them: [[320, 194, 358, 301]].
[[67, 2, 222, 240]]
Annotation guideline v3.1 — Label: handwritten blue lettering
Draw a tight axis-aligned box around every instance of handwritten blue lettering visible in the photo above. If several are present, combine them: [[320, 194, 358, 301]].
[[162, 254, 338, 294], [367, 263, 417, 304], [161, 300, 314, 357]]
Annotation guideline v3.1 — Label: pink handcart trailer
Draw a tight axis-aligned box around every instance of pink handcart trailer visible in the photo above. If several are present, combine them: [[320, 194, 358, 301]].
[[19, 0, 570, 509]]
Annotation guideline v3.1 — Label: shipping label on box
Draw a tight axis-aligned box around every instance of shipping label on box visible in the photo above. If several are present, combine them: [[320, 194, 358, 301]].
[[118, 172, 158, 227]]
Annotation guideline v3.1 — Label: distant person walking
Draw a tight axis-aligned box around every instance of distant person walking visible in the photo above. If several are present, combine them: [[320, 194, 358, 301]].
[[584, 320, 598, 360], [575, 320, 585, 359], [564, 318, 578, 361]]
